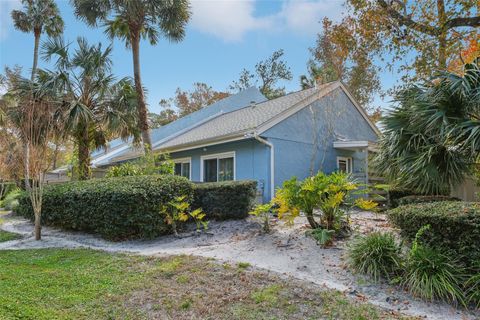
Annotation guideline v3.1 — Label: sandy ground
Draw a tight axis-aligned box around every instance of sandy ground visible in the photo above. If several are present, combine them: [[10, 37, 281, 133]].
[[0, 210, 478, 320]]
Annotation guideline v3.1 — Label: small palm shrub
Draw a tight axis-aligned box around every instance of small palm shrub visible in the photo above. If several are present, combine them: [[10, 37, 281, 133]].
[[347, 232, 403, 282], [401, 226, 466, 305], [0, 188, 21, 210], [249, 203, 273, 233], [466, 262, 480, 309]]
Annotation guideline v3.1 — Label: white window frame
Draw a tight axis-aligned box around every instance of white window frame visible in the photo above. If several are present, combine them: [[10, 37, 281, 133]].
[[337, 156, 353, 173], [200, 151, 236, 182], [173, 157, 191, 180]]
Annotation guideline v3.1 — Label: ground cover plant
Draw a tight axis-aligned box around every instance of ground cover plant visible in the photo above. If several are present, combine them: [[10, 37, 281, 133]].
[[0, 248, 415, 320], [348, 232, 403, 282]]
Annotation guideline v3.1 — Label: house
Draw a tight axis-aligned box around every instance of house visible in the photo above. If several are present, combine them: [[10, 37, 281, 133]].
[[92, 81, 380, 202]]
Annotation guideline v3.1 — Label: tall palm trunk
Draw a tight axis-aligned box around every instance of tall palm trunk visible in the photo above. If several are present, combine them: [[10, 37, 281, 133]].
[[24, 30, 42, 192], [31, 30, 41, 80], [131, 30, 152, 151], [77, 126, 91, 180]]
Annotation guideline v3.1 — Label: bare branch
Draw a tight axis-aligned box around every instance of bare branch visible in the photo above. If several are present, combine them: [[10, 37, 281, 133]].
[[444, 16, 480, 29]]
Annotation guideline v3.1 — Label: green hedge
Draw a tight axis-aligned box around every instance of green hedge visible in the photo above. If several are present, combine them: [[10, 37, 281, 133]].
[[192, 180, 257, 220], [388, 202, 480, 267], [397, 195, 460, 206], [16, 175, 194, 240], [387, 188, 420, 208]]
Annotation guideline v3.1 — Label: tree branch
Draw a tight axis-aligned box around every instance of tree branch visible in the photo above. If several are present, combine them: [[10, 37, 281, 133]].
[[445, 16, 480, 29], [376, 0, 439, 36]]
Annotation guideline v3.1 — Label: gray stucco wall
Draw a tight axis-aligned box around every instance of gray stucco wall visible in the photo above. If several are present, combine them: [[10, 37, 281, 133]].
[[262, 88, 378, 194], [170, 139, 271, 202]]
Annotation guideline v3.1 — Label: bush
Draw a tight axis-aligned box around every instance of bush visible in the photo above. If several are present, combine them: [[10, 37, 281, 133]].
[[347, 232, 403, 282], [387, 188, 419, 208], [1, 188, 21, 210], [397, 195, 460, 206], [402, 244, 465, 305], [16, 175, 194, 240], [388, 202, 480, 268], [105, 152, 174, 177], [192, 180, 257, 220]]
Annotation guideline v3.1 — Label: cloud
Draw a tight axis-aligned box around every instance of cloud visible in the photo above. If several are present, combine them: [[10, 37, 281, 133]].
[[190, 0, 273, 42], [0, 0, 21, 41], [278, 0, 344, 35], [190, 0, 344, 42]]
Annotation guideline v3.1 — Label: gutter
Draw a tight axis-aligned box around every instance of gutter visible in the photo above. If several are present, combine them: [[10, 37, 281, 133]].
[[248, 132, 275, 200]]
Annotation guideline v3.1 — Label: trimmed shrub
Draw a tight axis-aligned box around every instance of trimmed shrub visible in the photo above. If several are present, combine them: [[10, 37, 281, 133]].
[[347, 232, 403, 282], [388, 202, 480, 267], [402, 244, 465, 305], [466, 262, 480, 308], [192, 180, 257, 220], [387, 188, 419, 208], [16, 175, 194, 240], [397, 195, 460, 206]]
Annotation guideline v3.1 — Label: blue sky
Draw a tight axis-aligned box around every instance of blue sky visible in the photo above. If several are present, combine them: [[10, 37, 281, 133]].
[[0, 0, 399, 113]]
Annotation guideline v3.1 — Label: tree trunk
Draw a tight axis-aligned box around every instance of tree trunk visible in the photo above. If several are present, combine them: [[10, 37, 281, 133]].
[[32, 29, 41, 80], [437, 0, 447, 70], [131, 30, 152, 151], [77, 127, 91, 180], [34, 210, 41, 240], [306, 211, 320, 229]]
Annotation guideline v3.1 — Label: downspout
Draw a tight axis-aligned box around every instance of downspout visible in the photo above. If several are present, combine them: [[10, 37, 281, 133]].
[[253, 133, 275, 200]]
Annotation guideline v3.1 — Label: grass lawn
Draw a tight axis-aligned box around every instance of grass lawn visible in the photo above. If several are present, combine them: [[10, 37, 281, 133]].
[[0, 249, 415, 320], [0, 210, 21, 242], [0, 230, 21, 242]]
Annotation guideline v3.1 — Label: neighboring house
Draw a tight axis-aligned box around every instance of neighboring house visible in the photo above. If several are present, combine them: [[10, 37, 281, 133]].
[[91, 81, 380, 202]]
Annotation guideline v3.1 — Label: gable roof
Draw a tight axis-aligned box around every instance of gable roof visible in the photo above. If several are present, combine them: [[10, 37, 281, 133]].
[[91, 87, 266, 167], [157, 81, 379, 152]]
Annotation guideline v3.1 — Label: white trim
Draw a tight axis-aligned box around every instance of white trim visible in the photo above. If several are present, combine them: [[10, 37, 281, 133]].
[[257, 82, 340, 134], [253, 134, 275, 200], [337, 156, 353, 173], [173, 157, 192, 180], [200, 151, 236, 182], [159, 135, 246, 153], [338, 82, 382, 136]]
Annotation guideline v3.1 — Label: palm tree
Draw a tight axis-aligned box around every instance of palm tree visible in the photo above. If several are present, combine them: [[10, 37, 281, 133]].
[[374, 58, 480, 195], [72, 0, 191, 150], [41, 37, 141, 180], [11, 0, 64, 79]]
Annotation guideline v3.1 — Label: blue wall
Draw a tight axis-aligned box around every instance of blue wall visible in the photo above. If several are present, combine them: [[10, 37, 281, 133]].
[[170, 139, 272, 202], [263, 88, 378, 194]]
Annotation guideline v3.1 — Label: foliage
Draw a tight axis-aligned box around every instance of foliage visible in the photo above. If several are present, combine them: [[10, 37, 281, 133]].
[[307, 228, 336, 248], [40, 37, 140, 180], [16, 175, 194, 240], [301, 18, 381, 113], [192, 180, 257, 220], [401, 226, 466, 305], [105, 152, 174, 177], [160, 195, 207, 236], [374, 59, 480, 195], [72, 0, 191, 150], [465, 261, 480, 309], [330, 0, 479, 86], [388, 202, 480, 268], [155, 82, 230, 125], [230, 50, 292, 99], [0, 188, 21, 211], [387, 188, 420, 208], [397, 195, 460, 207], [274, 172, 361, 231], [347, 232, 403, 282], [0, 230, 21, 243], [249, 203, 273, 233]]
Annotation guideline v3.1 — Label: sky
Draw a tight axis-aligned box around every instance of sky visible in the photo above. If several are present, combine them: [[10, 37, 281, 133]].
[[0, 0, 400, 114]]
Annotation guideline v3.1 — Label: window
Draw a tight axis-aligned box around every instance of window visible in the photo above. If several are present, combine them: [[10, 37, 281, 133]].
[[173, 158, 191, 179], [337, 157, 353, 173], [201, 152, 235, 182]]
